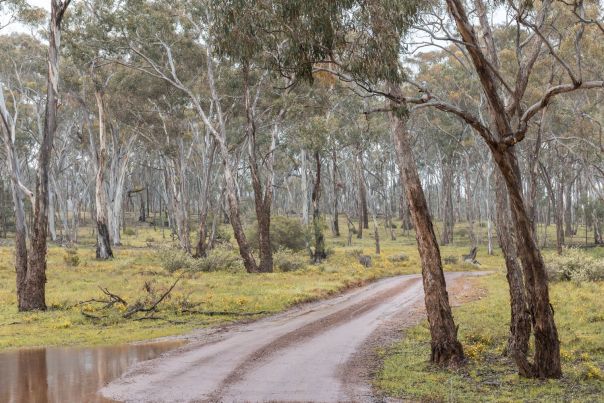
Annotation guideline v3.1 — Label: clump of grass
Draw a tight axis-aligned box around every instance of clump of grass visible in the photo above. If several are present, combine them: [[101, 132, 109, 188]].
[[62, 246, 80, 267], [123, 228, 136, 236], [443, 255, 458, 264], [158, 247, 192, 273], [388, 253, 409, 263], [190, 246, 243, 273], [346, 248, 364, 258], [273, 248, 308, 272]]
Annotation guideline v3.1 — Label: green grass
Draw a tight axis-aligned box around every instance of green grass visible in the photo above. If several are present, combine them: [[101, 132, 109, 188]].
[[0, 219, 488, 350], [376, 270, 604, 402]]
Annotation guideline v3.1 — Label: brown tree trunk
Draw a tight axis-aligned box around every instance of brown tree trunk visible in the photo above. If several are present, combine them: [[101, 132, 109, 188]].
[[195, 140, 216, 258], [21, 1, 71, 311], [244, 64, 277, 273], [389, 86, 464, 366], [3, 136, 30, 309], [494, 169, 532, 376], [356, 149, 369, 230], [331, 150, 340, 237], [399, 169, 412, 231], [564, 183, 573, 237], [464, 159, 477, 248], [373, 216, 380, 255], [312, 151, 326, 263], [195, 210, 209, 258], [223, 163, 258, 273], [556, 182, 565, 253], [493, 147, 562, 378], [441, 160, 455, 245]]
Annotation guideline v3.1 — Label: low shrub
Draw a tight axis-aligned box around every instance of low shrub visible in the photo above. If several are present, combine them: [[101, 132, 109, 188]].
[[190, 245, 243, 273], [63, 247, 80, 267], [545, 248, 604, 282], [247, 216, 306, 252], [158, 245, 244, 273], [158, 247, 191, 273], [358, 255, 372, 268], [347, 248, 364, 258], [443, 256, 458, 265], [273, 248, 308, 272], [123, 228, 136, 236], [388, 253, 409, 262], [213, 225, 231, 244]]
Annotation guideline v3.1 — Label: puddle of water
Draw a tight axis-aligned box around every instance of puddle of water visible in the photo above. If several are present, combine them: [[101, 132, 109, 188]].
[[0, 340, 184, 403]]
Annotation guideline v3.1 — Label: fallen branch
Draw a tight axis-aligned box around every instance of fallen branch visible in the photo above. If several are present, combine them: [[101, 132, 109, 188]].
[[123, 276, 181, 319], [75, 286, 128, 309]]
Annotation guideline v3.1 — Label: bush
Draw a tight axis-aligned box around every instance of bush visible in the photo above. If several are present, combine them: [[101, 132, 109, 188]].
[[63, 247, 80, 267], [123, 228, 136, 236], [388, 253, 409, 262], [213, 225, 231, 244], [545, 248, 604, 282], [358, 255, 372, 268], [190, 245, 243, 273], [444, 256, 458, 265], [273, 248, 308, 272], [158, 247, 191, 273], [347, 248, 364, 258], [158, 245, 244, 273], [247, 216, 306, 252]]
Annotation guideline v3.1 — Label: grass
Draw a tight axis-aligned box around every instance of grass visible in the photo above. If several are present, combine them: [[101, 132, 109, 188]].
[[0, 218, 488, 350], [376, 262, 604, 402]]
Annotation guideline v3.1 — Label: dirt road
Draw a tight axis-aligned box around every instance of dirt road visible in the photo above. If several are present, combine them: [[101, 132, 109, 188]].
[[101, 272, 485, 402]]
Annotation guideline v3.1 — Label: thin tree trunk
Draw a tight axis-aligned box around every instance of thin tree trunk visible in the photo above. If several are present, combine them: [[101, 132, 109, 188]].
[[373, 215, 380, 255], [389, 85, 464, 365], [564, 183, 573, 237], [195, 137, 216, 258], [331, 150, 340, 237], [94, 89, 113, 259], [356, 149, 369, 230], [399, 168, 412, 231], [1, 112, 30, 309], [244, 65, 279, 273], [441, 159, 455, 245], [312, 151, 326, 263], [301, 149, 309, 226]]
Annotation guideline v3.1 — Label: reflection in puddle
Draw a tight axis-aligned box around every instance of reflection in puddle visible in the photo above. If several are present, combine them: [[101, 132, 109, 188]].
[[0, 340, 184, 403]]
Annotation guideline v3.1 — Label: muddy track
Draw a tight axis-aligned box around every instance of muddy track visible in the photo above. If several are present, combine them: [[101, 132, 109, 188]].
[[101, 272, 487, 403]]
